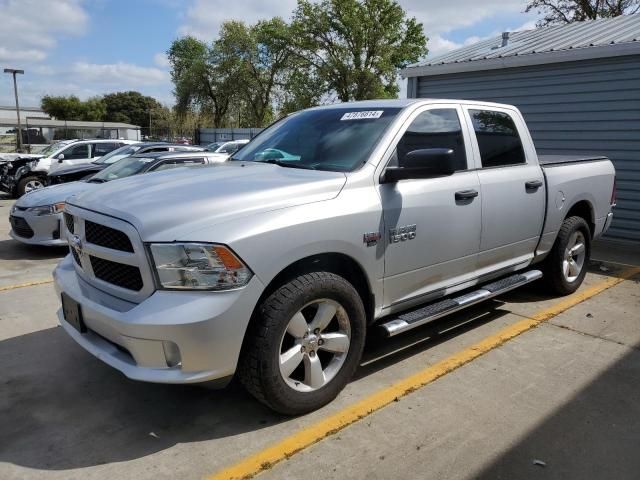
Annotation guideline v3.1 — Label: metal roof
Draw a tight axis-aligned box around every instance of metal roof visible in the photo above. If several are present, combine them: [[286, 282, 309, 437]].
[[404, 14, 640, 77]]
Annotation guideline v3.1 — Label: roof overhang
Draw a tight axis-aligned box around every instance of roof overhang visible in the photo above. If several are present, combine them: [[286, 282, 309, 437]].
[[402, 41, 640, 78]]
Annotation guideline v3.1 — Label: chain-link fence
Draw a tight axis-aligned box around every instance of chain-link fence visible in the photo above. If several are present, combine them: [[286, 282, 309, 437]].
[[140, 127, 197, 145]]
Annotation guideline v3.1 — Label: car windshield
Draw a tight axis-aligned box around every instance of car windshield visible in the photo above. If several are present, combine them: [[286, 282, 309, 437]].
[[94, 144, 142, 164], [232, 107, 401, 172], [88, 156, 153, 182], [41, 141, 71, 156]]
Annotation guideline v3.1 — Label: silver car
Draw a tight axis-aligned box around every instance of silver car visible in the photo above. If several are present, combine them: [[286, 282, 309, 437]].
[[9, 151, 228, 246]]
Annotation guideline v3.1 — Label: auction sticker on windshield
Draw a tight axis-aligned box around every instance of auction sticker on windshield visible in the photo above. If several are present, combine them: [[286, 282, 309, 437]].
[[341, 111, 384, 120]]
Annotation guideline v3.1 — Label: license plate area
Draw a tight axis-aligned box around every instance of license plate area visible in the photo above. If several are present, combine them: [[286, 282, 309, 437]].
[[61, 293, 86, 333]]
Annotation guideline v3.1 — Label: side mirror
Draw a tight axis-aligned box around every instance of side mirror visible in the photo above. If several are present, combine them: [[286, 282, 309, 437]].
[[57, 153, 65, 163], [381, 148, 456, 183]]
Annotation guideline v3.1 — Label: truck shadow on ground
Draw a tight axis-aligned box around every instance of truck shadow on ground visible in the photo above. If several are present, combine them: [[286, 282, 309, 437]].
[[0, 299, 511, 471], [0, 239, 67, 261]]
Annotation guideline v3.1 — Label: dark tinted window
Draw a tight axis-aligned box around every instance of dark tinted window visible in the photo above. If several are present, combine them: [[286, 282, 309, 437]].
[[92, 142, 119, 156], [233, 108, 401, 172], [63, 144, 90, 159], [470, 110, 526, 167], [393, 109, 467, 171]]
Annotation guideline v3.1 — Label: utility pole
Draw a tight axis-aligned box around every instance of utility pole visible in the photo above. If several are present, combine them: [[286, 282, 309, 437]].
[[4, 68, 25, 152]]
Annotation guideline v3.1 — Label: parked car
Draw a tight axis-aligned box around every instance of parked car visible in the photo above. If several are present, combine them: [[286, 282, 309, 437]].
[[206, 139, 250, 160], [9, 151, 226, 247], [48, 143, 205, 185], [0, 139, 136, 197], [54, 100, 615, 414], [204, 142, 221, 152]]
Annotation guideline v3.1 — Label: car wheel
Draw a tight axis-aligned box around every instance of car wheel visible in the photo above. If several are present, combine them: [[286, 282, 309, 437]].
[[544, 216, 591, 295], [239, 272, 366, 415], [17, 175, 46, 196]]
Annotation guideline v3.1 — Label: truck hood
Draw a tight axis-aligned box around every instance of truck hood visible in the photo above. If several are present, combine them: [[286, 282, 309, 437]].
[[68, 161, 347, 240], [16, 181, 95, 208]]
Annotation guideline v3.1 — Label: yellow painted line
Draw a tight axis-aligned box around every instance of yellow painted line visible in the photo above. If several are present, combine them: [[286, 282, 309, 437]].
[[208, 266, 640, 480], [0, 278, 53, 292]]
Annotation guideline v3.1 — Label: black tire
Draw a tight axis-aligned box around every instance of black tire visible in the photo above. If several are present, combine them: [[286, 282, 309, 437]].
[[16, 175, 46, 197], [239, 272, 366, 415], [543, 216, 591, 295]]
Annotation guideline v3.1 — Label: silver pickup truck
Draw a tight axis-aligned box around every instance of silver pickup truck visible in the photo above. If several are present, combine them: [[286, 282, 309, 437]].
[[54, 99, 616, 414]]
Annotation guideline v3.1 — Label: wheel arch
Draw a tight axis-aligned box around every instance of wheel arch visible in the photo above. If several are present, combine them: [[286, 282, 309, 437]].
[[565, 200, 595, 238]]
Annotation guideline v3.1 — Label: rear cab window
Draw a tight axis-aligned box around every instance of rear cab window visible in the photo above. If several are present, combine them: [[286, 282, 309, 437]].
[[469, 109, 526, 168]]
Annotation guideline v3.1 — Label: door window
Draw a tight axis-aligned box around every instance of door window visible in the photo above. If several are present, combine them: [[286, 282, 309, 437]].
[[62, 144, 90, 160], [393, 108, 468, 171], [92, 143, 119, 157], [469, 110, 526, 167]]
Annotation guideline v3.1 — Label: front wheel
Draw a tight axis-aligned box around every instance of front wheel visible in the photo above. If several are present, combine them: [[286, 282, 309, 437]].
[[17, 175, 46, 196], [544, 216, 591, 295], [239, 272, 366, 415]]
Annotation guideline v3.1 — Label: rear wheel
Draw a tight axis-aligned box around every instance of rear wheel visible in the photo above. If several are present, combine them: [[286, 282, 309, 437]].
[[544, 216, 591, 295], [239, 272, 366, 415], [17, 175, 46, 196]]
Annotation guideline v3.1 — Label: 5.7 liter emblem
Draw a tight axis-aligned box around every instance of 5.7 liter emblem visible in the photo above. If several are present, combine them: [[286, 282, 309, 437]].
[[389, 224, 417, 243]]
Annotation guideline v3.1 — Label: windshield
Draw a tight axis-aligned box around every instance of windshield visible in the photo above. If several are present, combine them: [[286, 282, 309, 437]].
[[41, 141, 71, 156], [94, 144, 142, 164], [89, 156, 153, 182], [232, 108, 400, 172]]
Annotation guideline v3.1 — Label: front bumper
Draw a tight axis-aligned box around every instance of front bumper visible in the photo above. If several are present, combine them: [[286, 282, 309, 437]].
[[9, 210, 66, 246], [53, 255, 265, 384]]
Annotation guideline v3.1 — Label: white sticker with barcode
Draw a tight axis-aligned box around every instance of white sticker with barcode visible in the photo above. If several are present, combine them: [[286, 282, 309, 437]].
[[340, 110, 384, 121]]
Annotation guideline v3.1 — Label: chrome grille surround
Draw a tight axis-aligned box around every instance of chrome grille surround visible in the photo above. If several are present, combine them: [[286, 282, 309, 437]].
[[63, 204, 155, 303]]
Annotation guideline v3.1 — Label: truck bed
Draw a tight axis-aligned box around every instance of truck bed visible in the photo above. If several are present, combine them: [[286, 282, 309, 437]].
[[538, 154, 609, 167]]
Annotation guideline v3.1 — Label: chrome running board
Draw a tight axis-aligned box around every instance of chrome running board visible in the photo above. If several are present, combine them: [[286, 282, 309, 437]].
[[380, 270, 543, 337]]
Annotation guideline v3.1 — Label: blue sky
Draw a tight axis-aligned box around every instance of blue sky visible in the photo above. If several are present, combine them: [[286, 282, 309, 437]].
[[0, 0, 540, 108]]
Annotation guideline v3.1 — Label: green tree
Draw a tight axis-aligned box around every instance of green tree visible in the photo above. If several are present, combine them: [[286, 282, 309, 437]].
[[102, 91, 162, 128], [215, 18, 293, 126], [41, 95, 105, 121], [526, 0, 640, 26], [290, 0, 427, 102], [167, 36, 239, 128]]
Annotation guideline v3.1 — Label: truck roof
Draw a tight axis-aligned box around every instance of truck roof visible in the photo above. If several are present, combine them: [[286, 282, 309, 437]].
[[309, 98, 519, 111]]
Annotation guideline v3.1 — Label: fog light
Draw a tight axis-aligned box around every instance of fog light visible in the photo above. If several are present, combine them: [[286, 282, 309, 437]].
[[162, 341, 182, 367]]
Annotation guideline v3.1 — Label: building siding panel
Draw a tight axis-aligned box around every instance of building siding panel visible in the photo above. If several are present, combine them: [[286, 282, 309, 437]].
[[415, 55, 640, 242]]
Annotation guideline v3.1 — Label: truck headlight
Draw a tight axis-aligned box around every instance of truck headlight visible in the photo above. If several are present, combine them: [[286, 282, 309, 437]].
[[25, 202, 65, 216], [149, 243, 252, 290]]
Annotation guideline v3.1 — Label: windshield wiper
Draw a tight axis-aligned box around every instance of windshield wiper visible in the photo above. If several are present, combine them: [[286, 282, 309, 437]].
[[257, 159, 315, 170], [87, 178, 107, 183]]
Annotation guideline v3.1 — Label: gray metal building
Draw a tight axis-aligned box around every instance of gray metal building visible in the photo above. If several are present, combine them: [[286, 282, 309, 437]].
[[403, 14, 640, 243]]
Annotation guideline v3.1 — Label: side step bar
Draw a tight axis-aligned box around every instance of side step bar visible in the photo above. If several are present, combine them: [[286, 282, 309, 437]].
[[380, 270, 543, 337]]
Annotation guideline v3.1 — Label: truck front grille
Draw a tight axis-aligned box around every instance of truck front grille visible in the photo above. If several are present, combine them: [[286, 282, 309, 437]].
[[10, 216, 34, 238], [85, 220, 134, 252], [63, 212, 74, 234], [90, 256, 143, 291]]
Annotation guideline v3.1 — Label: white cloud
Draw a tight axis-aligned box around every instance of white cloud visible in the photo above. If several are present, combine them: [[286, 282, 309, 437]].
[[178, 0, 297, 41], [153, 52, 171, 68], [0, 0, 88, 65], [71, 62, 169, 86]]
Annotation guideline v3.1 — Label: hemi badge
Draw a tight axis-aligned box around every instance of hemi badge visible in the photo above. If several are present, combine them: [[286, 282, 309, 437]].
[[363, 232, 381, 247]]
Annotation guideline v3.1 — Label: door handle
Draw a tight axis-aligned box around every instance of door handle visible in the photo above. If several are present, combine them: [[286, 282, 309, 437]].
[[455, 189, 479, 201], [525, 180, 543, 190]]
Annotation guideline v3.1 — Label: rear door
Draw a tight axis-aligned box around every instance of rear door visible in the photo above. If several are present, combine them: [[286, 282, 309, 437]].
[[463, 106, 545, 273], [380, 104, 482, 308]]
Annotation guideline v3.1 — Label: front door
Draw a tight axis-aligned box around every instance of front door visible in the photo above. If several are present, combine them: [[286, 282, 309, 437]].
[[379, 105, 482, 308]]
